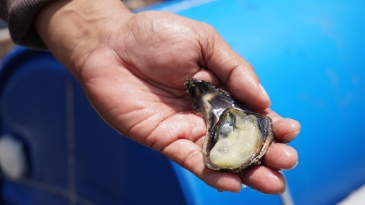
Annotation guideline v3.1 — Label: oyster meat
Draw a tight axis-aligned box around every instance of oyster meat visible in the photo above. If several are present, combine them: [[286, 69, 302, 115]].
[[184, 78, 273, 173]]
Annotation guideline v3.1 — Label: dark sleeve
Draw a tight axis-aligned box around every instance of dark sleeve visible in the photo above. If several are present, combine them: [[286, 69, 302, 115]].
[[0, 0, 54, 49]]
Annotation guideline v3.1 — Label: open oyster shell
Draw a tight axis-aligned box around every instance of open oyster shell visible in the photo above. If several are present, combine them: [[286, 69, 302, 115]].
[[184, 78, 273, 173]]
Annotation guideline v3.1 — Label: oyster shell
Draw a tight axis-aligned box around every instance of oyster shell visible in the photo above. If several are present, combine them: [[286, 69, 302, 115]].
[[184, 78, 273, 173]]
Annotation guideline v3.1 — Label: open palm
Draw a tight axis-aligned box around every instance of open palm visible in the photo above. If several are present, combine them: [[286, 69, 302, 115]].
[[74, 11, 300, 193], [35, 2, 300, 193]]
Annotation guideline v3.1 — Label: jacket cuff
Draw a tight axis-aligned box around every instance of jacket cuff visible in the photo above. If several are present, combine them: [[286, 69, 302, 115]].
[[3, 0, 55, 49]]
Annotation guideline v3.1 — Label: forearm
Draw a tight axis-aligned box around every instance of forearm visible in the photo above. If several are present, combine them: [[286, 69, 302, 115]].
[[33, 0, 133, 76]]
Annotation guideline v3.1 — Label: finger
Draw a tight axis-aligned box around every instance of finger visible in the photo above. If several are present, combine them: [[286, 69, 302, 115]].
[[162, 139, 242, 193], [263, 109, 301, 143], [240, 166, 286, 194], [199, 25, 270, 110], [154, 112, 242, 192], [192, 68, 222, 87], [273, 118, 301, 143], [263, 143, 298, 170]]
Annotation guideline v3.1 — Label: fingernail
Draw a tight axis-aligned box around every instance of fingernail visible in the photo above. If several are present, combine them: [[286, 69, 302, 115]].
[[259, 83, 271, 103], [285, 161, 298, 170], [291, 161, 299, 169]]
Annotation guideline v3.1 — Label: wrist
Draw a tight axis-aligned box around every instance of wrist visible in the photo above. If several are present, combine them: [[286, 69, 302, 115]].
[[34, 0, 133, 76]]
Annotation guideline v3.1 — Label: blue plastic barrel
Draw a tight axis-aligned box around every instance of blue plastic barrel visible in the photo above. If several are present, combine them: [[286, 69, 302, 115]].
[[1, 0, 365, 204], [0, 47, 186, 205], [152, 1, 365, 204]]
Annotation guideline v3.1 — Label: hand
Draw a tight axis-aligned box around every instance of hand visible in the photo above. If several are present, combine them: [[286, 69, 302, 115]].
[[35, 0, 300, 193]]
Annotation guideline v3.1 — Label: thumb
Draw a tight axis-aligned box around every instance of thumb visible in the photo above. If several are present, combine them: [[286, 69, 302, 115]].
[[200, 26, 271, 110]]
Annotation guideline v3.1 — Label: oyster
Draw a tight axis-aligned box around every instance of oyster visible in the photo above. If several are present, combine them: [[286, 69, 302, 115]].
[[184, 78, 273, 173]]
